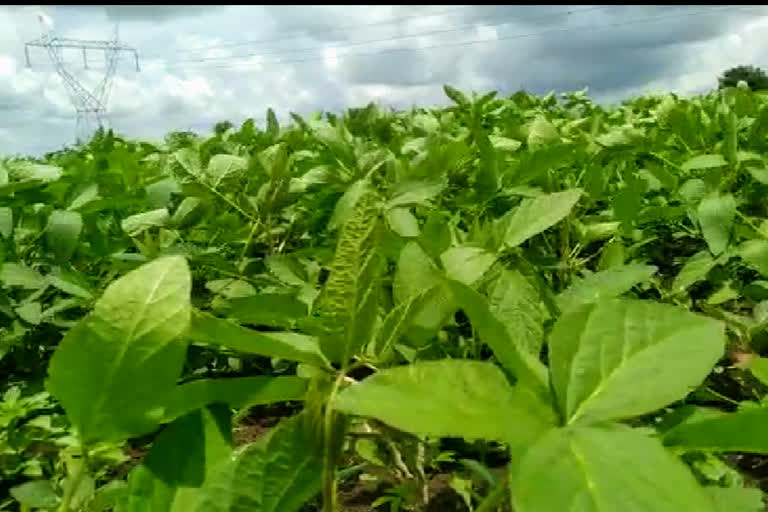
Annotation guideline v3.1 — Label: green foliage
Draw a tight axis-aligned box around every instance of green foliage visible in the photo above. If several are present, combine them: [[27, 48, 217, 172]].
[[5, 83, 768, 511]]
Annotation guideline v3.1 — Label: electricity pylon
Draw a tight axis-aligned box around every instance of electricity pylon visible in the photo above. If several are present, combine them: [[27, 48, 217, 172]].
[[24, 13, 140, 143]]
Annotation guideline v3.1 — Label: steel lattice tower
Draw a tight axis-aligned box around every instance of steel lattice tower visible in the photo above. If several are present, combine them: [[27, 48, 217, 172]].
[[24, 15, 140, 143]]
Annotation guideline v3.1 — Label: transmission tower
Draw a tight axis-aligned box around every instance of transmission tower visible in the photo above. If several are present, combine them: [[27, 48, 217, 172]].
[[24, 14, 140, 143]]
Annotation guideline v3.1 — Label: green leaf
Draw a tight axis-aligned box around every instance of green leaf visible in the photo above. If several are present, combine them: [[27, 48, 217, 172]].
[[697, 194, 736, 255], [444, 85, 469, 106], [46, 210, 83, 260], [146, 178, 181, 207], [9, 161, 62, 182], [747, 356, 768, 387], [386, 180, 446, 209], [68, 183, 101, 211], [385, 207, 420, 238], [707, 486, 764, 512], [335, 360, 556, 452], [488, 269, 547, 356], [224, 293, 307, 328], [500, 189, 582, 248], [0, 263, 46, 289], [47, 268, 94, 299], [15, 302, 42, 324], [314, 192, 383, 365], [440, 246, 497, 286], [188, 310, 329, 369], [10, 480, 60, 508], [681, 154, 728, 171], [266, 107, 280, 139], [47, 256, 191, 443], [445, 279, 549, 398], [0, 206, 11, 238], [328, 179, 370, 231], [747, 166, 768, 185], [738, 239, 768, 277], [206, 154, 247, 187], [663, 406, 768, 453], [549, 299, 725, 425], [489, 135, 522, 152], [527, 116, 560, 146], [671, 250, 719, 294], [556, 264, 657, 313], [193, 413, 322, 512], [514, 424, 716, 512], [163, 376, 307, 423], [121, 208, 171, 237], [370, 285, 442, 358], [171, 197, 204, 228], [117, 405, 233, 512]]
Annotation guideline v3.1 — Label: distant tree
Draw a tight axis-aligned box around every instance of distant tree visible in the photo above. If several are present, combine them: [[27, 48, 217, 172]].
[[213, 121, 234, 136], [718, 65, 768, 90]]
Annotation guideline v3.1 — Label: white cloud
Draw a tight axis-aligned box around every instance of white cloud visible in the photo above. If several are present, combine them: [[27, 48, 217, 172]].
[[2, 5, 768, 155], [323, 47, 338, 70]]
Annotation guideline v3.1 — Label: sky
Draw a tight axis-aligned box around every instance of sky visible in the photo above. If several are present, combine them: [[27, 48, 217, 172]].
[[1, 4, 768, 155]]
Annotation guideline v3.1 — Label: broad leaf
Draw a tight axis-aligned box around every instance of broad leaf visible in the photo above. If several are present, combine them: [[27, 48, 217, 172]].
[[328, 178, 370, 231], [514, 424, 716, 512], [46, 210, 83, 260], [117, 405, 233, 512], [500, 189, 582, 248], [193, 413, 322, 512], [224, 293, 307, 328], [697, 193, 736, 255], [10, 480, 60, 509], [370, 285, 442, 358], [663, 406, 768, 453], [47, 256, 191, 443], [440, 246, 497, 286], [707, 486, 764, 512], [393, 242, 456, 344], [739, 239, 768, 277], [682, 154, 728, 171], [121, 208, 171, 237], [0, 263, 45, 289], [335, 360, 557, 453], [488, 269, 547, 356], [385, 207, 420, 237], [206, 154, 247, 187], [445, 279, 549, 398], [0, 206, 11, 238], [549, 299, 725, 425], [188, 311, 329, 369], [163, 376, 308, 422], [557, 264, 657, 313], [386, 180, 446, 209], [527, 116, 560, 147], [672, 250, 718, 294], [747, 356, 768, 387]]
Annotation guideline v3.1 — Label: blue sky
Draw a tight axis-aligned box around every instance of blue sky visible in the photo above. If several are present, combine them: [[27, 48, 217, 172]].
[[1, 5, 767, 155]]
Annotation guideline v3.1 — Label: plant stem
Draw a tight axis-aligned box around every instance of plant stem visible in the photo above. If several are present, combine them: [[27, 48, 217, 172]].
[[475, 481, 509, 512], [322, 370, 347, 512], [57, 450, 89, 512]]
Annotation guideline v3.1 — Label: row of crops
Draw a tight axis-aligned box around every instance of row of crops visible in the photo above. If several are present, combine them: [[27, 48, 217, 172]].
[[3, 84, 768, 511]]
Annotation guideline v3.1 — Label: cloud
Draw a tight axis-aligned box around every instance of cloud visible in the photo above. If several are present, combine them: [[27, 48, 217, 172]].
[[2, 5, 768, 155]]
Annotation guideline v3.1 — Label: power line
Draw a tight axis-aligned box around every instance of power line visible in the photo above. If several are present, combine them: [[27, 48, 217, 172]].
[[142, 5, 477, 58], [166, 5, 765, 73], [169, 5, 609, 65]]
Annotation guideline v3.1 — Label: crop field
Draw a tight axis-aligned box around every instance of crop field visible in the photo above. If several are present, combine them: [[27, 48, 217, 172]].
[[4, 84, 768, 511]]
